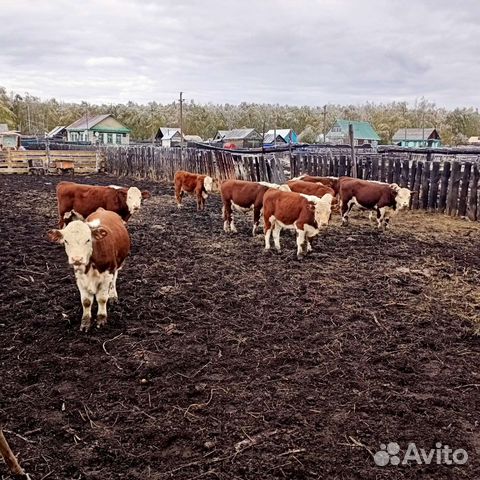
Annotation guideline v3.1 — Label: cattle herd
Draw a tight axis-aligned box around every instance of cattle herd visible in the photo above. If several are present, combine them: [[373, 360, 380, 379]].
[[48, 172, 412, 331]]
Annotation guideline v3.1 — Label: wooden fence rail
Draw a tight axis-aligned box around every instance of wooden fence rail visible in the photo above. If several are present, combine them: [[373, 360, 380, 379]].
[[103, 146, 287, 184]]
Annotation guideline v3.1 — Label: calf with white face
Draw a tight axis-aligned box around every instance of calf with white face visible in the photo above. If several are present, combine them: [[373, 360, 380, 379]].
[[48, 209, 131, 332]]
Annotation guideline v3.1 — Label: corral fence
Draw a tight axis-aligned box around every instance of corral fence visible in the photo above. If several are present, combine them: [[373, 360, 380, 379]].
[[291, 148, 480, 221], [0, 148, 103, 174], [102, 146, 287, 184]]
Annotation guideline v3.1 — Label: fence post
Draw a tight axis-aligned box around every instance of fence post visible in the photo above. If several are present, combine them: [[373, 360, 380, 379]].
[[446, 161, 461, 216], [412, 161, 423, 210], [427, 162, 441, 211], [458, 162, 472, 217], [467, 163, 479, 221], [438, 161, 451, 213]]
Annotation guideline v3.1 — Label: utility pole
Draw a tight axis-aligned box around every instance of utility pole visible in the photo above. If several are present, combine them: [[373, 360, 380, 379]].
[[179, 91, 184, 160], [323, 105, 327, 143]]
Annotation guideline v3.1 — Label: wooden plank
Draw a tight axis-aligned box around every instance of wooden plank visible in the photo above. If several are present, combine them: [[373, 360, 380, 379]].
[[371, 155, 379, 181], [438, 161, 451, 213], [393, 157, 402, 184], [338, 155, 347, 177], [387, 157, 394, 184], [411, 161, 423, 210], [458, 162, 472, 218], [446, 161, 461, 216], [467, 163, 479, 221], [409, 160, 417, 190], [380, 155, 386, 182], [420, 161, 431, 209], [427, 162, 441, 211], [401, 159, 409, 187]]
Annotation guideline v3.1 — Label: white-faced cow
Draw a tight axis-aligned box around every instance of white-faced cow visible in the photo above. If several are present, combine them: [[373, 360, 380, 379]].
[[174, 170, 219, 210], [339, 178, 412, 230], [263, 189, 334, 259], [48, 208, 131, 332], [220, 179, 290, 235], [56, 181, 150, 228]]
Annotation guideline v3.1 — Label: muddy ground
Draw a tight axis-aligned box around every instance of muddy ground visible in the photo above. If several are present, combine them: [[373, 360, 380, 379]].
[[1, 173, 480, 480]]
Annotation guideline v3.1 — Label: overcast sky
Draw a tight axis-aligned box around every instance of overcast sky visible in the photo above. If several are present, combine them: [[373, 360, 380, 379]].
[[0, 0, 478, 108]]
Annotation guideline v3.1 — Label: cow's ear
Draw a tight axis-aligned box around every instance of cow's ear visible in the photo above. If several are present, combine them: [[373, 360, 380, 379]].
[[91, 226, 109, 241], [64, 210, 84, 223], [48, 229, 64, 243], [141, 190, 151, 199]]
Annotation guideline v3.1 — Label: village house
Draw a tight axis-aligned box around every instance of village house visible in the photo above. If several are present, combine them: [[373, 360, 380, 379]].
[[66, 114, 131, 145], [264, 128, 299, 146], [392, 128, 441, 148], [155, 127, 184, 147], [325, 119, 380, 147], [214, 128, 263, 149]]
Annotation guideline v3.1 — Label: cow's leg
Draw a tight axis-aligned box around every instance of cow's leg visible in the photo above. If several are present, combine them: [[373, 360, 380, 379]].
[[264, 216, 273, 250], [175, 184, 183, 208], [296, 229, 307, 259], [96, 273, 113, 328], [341, 198, 354, 226], [223, 203, 231, 232], [252, 205, 262, 236], [108, 270, 119, 302], [272, 223, 282, 252], [377, 207, 386, 230], [77, 275, 94, 332]]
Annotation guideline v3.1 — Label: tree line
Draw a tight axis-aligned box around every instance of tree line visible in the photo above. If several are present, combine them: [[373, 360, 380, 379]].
[[1, 86, 479, 145]]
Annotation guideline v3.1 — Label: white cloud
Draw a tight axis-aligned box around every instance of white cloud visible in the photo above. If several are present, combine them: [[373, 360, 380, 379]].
[[0, 0, 478, 108]]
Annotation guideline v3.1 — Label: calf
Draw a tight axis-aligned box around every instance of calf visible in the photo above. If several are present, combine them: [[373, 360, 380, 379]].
[[220, 180, 290, 235], [56, 181, 150, 228], [174, 170, 218, 210], [291, 175, 342, 195], [263, 189, 333, 259], [48, 208, 131, 332], [339, 178, 412, 230]]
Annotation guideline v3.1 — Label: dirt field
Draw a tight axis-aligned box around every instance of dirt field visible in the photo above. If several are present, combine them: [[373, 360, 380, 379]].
[[1, 173, 480, 480]]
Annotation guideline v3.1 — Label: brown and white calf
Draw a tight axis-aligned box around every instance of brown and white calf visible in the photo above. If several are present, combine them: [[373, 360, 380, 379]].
[[48, 208, 131, 332], [220, 180, 290, 235], [263, 189, 334, 259], [56, 181, 150, 228], [290, 175, 342, 195], [174, 170, 219, 210], [339, 178, 412, 230]]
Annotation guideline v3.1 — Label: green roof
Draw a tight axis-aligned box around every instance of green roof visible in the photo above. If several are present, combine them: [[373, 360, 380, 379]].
[[336, 120, 380, 140]]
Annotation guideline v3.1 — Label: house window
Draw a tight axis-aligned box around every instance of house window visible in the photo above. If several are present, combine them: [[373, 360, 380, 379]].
[[107, 133, 113, 143], [71, 132, 78, 141], [116, 134, 122, 144]]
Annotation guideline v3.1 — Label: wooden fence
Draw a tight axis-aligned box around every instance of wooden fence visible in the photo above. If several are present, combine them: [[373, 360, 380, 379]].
[[291, 152, 480, 220], [103, 146, 287, 183], [0, 150, 103, 174]]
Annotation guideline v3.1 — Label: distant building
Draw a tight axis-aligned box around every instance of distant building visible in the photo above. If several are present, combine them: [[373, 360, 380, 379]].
[[184, 134, 203, 144], [214, 128, 262, 149], [467, 136, 480, 146], [0, 124, 9, 133], [156, 127, 184, 147], [66, 114, 130, 145], [0, 130, 21, 149], [326, 120, 380, 147], [46, 126, 67, 141], [265, 128, 299, 145], [263, 132, 287, 146], [392, 128, 441, 148]]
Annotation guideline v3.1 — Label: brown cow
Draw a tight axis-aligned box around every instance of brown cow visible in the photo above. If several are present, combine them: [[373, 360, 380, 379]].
[[339, 178, 412, 230], [174, 170, 219, 210], [48, 208, 131, 332], [56, 182, 150, 228], [287, 180, 339, 213], [290, 175, 342, 195], [220, 180, 290, 235], [263, 189, 333, 259]]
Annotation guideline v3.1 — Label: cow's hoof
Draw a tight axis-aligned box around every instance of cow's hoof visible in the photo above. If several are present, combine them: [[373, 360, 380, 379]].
[[97, 314, 107, 328], [80, 316, 92, 332]]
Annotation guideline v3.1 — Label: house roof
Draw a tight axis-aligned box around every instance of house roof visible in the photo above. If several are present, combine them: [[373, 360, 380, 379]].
[[159, 127, 182, 140], [468, 136, 480, 143], [184, 134, 203, 142], [266, 129, 295, 140], [392, 128, 438, 141], [66, 114, 130, 132], [264, 133, 287, 144], [330, 120, 381, 141], [217, 128, 260, 140], [47, 125, 66, 138]]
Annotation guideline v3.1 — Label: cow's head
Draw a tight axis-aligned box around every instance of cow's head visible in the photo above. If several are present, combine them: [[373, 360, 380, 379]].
[[313, 193, 334, 227], [204, 176, 220, 193], [48, 220, 108, 271], [125, 186, 150, 215], [390, 184, 412, 210]]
